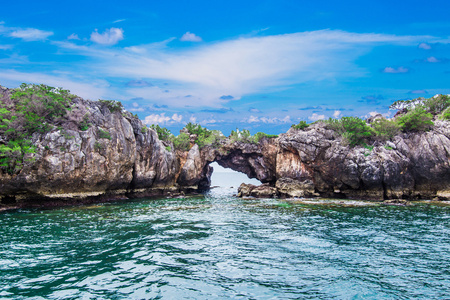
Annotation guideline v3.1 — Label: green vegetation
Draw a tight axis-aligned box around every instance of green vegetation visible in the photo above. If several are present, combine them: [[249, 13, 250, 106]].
[[324, 117, 374, 146], [389, 94, 448, 132], [396, 107, 434, 132], [0, 139, 36, 174], [230, 129, 252, 143], [184, 123, 225, 148], [141, 126, 148, 134], [423, 94, 450, 115], [172, 132, 190, 151], [291, 121, 309, 130], [253, 132, 278, 142], [61, 130, 75, 140], [148, 125, 185, 150], [440, 107, 450, 120], [149, 124, 173, 141], [147, 123, 278, 150], [363, 144, 374, 156], [79, 113, 91, 131], [97, 128, 112, 140], [319, 94, 450, 146], [371, 118, 400, 141], [94, 141, 104, 151], [230, 129, 277, 144], [98, 99, 123, 113], [0, 84, 74, 174]]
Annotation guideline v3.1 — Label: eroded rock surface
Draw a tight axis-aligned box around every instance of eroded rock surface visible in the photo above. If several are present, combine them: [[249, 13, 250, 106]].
[[1, 84, 450, 204]]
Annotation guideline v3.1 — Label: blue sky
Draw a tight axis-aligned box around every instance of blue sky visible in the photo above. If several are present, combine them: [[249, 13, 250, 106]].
[[1, 0, 450, 135]]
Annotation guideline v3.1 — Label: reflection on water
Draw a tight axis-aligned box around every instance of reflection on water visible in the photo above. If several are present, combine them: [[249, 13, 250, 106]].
[[1, 177, 449, 299]]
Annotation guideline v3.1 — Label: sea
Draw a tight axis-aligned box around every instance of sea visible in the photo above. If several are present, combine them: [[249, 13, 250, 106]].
[[0, 163, 449, 299]]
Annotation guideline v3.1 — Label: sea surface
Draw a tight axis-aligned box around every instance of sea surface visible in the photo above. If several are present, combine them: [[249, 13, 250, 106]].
[[1, 171, 449, 299]]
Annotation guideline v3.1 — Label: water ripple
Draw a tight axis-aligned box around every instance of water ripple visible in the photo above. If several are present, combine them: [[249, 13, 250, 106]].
[[1, 192, 449, 299]]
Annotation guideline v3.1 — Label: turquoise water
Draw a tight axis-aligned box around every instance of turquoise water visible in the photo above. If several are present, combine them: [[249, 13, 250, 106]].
[[1, 186, 450, 299]]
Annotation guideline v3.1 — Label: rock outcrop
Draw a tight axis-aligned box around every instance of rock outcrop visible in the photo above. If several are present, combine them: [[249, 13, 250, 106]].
[[236, 121, 450, 200], [0, 98, 180, 203], [1, 85, 450, 205]]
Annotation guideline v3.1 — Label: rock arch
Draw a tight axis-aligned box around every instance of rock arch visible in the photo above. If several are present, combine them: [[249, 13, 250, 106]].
[[177, 139, 278, 191]]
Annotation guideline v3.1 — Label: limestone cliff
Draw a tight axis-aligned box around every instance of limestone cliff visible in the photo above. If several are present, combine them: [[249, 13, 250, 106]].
[[181, 122, 450, 201], [0, 86, 184, 204], [1, 84, 450, 205]]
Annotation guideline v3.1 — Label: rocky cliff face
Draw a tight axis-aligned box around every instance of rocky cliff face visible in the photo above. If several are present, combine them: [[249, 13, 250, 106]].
[[1, 85, 449, 205], [0, 88, 185, 204], [273, 121, 450, 200]]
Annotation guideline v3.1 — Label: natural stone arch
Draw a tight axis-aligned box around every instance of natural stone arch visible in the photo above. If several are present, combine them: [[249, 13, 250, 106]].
[[176, 139, 278, 191]]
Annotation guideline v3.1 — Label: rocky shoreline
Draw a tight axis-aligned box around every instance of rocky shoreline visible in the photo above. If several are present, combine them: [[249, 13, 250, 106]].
[[1, 84, 450, 207]]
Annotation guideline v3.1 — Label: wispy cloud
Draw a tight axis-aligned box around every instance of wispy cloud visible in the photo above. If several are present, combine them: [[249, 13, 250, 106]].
[[180, 32, 202, 42], [249, 107, 261, 113], [333, 110, 341, 118], [0, 54, 29, 64], [56, 29, 427, 106], [9, 28, 53, 41], [200, 108, 233, 113], [0, 44, 13, 50], [0, 69, 108, 100], [242, 115, 291, 124], [308, 113, 325, 121], [409, 89, 428, 94], [90, 28, 124, 45], [12, 29, 431, 108], [383, 66, 410, 73], [126, 80, 153, 87], [67, 33, 80, 40], [113, 19, 126, 24], [143, 113, 183, 125], [418, 42, 431, 49]]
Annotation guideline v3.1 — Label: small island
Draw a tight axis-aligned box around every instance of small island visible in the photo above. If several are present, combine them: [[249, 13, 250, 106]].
[[1, 83, 450, 208]]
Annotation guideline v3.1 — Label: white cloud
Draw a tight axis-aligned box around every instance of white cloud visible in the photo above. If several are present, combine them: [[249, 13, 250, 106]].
[[172, 113, 183, 122], [308, 113, 325, 121], [189, 115, 197, 123], [50, 29, 432, 107], [180, 32, 202, 42], [113, 19, 126, 24], [333, 110, 341, 118], [418, 42, 431, 49], [409, 89, 428, 94], [426, 56, 440, 63], [383, 66, 410, 73], [68, 33, 80, 40], [143, 113, 183, 125], [0, 53, 29, 64], [128, 107, 145, 112], [9, 28, 53, 41], [90, 30, 427, 106], [246, 115, 259, 123], [249, 107, 261, 113], [90, 28, 124, 45], [199, 118, 217, 125], [0, 69, 108, 100], [0, 44, 12, 50], [243, 115, 291, 124]]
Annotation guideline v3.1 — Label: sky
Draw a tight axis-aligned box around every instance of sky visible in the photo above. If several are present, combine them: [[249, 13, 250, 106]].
[[1, 0, 450, 135]]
